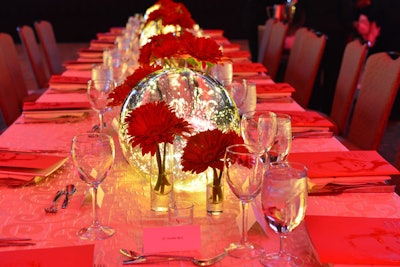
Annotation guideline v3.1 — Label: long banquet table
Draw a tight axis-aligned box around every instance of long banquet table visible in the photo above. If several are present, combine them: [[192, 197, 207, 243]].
[[0, 27, 400, 267]]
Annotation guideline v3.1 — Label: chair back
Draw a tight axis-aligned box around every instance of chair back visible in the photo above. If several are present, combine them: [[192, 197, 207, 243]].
[[257, 18, 274, 63], [34, 20, 63, 74], [330, 39, 368, 135], [0, 36, 22, 126], [284, 28, 326, 108], [347, 52, 400, 150], [261, 20, 288, 80], [0, 33, 30, 107], [17, 25, 49, 89]]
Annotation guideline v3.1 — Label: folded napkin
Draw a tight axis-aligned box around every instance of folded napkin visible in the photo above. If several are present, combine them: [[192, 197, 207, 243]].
[[0, 244, 94, 267], [202, 29, 224, 37], [89, 39, 115, 49], [288, 150, 400, 179], [49, 75, 90, 91], [246, 75, 274, 85], [221, 43, 241, 52], [63, 60, 102, 71], [110, 26, 124, 34], [305, 215, 400, 265], [23, 101, 91, 111], [233, 62, 268, 76], [0, 151, 68, 177], [96, 32, 118, 41], [274, 110, 334, 132], [22, 110, 88, 122], [224, 50, 251, 61], [78, 48, 103, 59], [256, 83, 295, 98], [0, 173, 40, 187]]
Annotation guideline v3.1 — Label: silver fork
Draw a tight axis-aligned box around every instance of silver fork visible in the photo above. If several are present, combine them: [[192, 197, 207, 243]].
[[44, 190, 64, 214]]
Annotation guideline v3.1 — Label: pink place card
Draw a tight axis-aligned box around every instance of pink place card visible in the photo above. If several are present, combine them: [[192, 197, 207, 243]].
[[305, 215, 400, 265], [143, 225, 201, 254], [0, 244, 94, 267]]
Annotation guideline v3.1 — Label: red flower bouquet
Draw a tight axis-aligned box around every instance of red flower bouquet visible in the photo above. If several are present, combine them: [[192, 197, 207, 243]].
[[181, 129, 243, 206], [126, 101, 192, 193], [139, 31, 223, 71], [146, 0, 196, 29], [107, 64, 162, 107]]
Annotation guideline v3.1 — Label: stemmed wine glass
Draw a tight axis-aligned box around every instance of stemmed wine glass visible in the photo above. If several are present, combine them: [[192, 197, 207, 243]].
[[241, 110, 278, 153], [222, 78, 248, 115], [87, 79, 115, 133], [224, 144, 267, 259], [260, 161, 308, 266], [269, 113, 292, 162], [71, 133, 115, 240]]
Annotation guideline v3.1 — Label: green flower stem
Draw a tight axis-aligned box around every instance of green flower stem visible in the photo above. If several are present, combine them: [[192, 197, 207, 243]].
[[211, 167, 223, 203], [154, 143, 171, 194]]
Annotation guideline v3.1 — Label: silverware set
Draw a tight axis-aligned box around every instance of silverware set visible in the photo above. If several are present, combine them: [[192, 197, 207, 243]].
[[120, 248, 227, 266], [44, 184, 76, 214]]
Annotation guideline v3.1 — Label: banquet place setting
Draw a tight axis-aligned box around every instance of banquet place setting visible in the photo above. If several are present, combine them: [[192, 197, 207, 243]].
[[0, 0, 400, 266]]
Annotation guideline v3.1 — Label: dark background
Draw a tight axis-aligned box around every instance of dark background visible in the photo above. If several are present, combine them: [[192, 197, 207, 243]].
[[1, 0, 249, 43]]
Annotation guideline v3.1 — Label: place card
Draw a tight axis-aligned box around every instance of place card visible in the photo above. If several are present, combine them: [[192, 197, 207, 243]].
[[305, 215, 400, 265], [288, 150, 400, 178], [143, 225, 201, 254], [0, 244, 94, 267]]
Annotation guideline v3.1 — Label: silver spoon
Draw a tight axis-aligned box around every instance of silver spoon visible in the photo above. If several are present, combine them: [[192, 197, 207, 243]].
[[44, 190, 64, 213], [120, 249, 227, 266], [61, 184, 76, 209]]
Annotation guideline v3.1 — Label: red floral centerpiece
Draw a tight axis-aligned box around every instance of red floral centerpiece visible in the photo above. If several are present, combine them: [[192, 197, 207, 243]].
[[125, 100, 192, 211], [107, 31, 223, 107], [181, 129, 244, 215]]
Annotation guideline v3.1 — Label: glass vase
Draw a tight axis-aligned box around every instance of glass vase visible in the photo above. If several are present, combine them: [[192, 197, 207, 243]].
[[206, 167, 224, 215], [150, 142, 174, 212]]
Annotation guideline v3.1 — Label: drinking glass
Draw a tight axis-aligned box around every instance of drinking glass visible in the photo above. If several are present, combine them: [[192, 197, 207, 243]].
[[223, 78, 248, 114], [241, 110, 278, 152], [269, 114, 292, 162], [71, 133, 115, 240], [225, 144, 267, 259], [87, 79, 115, 133], [260, 161, 308, 266]]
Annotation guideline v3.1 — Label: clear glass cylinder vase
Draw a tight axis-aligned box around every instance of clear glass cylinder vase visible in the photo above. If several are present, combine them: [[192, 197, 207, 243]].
[[206, 167, 224, 215], [150, 142, 174, 212]]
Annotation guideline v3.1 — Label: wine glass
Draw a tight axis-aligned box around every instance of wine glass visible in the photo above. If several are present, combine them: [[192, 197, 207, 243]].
[[224, 144, 267, 259], [241, 110, 278, 152], [260, 161, 308, 266], [223, 78, 248, 115], [87, 79, 115, 132], [269, 113, 292, 162], [71, 133, 115, 240]]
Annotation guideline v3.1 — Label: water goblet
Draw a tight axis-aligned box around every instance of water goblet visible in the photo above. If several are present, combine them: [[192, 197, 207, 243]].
[[241, 110, 278, 152], [225, 144, 267, 259], [71, 133, 115, 240], [260, 161, 308, 266], [223, 78, 248, 114], [269, 113, 292, 162], [87, 79, 115, 133]]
